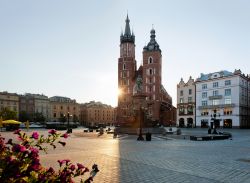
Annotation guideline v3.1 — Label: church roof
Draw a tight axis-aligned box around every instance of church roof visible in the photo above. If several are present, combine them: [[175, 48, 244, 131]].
[[120, 14, 135, 44], [143, 28, 161, 52]]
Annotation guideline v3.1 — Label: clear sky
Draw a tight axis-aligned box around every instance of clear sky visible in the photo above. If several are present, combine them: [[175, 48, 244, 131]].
[[0, 0, 249, 107]]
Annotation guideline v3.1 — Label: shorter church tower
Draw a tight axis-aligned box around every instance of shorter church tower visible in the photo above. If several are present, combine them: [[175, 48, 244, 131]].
[[142, 28, 162, 121]]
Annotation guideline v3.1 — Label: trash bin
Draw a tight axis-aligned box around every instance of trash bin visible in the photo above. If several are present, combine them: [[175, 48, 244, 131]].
[[67, 128, 72, 133], [208, 128, 211, 134], [146, 132, 151, 141]]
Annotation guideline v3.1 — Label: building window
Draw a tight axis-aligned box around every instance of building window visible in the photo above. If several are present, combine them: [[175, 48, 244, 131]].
[[225, 80, 231, 86], [212, 99, 220, 106], [202, 92, 207, 98], [188, 97, 192, 103], [180, 98, 184, 103], [225, 89, 231, 96], [225, 98, 232, 104], [148, 57, 153, 64], [180, 90, 183, 96], [61, 106, 63, 110], [54, 113, 56, 117], [123, 63, 126, 70], [202, 101, 207, 106], [179, 108, 184, 114], [122, 71, 126, 78], [202, 84, 207, 89], [213, 82, 218, 88], [189, 89, 192, 95], [149, 68, 153, 75], [213, 90, 219, 96]]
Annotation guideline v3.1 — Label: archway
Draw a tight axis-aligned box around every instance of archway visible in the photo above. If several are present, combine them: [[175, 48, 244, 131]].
[[179, 118, 184, 127], [187, 118, 193, 128], [223, 119, 232, 128]]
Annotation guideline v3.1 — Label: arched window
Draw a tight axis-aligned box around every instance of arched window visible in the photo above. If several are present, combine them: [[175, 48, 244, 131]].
[[123, 63, 126, 70], [148, 57, 153, 64]]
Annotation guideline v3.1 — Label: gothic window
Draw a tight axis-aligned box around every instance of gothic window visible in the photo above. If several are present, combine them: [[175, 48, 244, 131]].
[[148, 57, 153, 64], [149, 68, 153, 75], [123, 63, 126, 70], [180, 90, 183, 96]]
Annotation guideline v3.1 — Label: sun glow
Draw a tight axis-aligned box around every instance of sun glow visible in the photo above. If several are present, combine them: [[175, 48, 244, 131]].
[[117, 88, 123, 97]]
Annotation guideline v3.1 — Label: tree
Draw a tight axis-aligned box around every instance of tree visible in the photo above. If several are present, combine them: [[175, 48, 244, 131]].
[[19, 111, 31, 122], [0, 107, 17, 120], [73, 115, 79, 122], [34, 112, 46, 123]]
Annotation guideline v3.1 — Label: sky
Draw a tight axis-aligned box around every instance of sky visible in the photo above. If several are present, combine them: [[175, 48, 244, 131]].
[[0, 0, 249, 107]]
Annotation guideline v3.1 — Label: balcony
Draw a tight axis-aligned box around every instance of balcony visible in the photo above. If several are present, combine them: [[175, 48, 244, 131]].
[[209, 95, 223, 100], [198, 103, 235, 110]]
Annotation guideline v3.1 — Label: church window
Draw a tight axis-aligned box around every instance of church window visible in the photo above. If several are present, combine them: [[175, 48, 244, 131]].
[[149, 68, 153, 75], [148, 57, 153, 64]]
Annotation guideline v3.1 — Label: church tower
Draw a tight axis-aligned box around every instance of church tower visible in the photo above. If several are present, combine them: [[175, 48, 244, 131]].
[[142, 28, 162, 121], [117, 15, 137, 124]]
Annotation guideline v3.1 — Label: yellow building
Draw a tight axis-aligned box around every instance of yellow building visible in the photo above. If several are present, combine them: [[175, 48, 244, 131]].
[[80, 101, 116, 127], [0, 91, 19, 118], [49, 96, 80, 122]]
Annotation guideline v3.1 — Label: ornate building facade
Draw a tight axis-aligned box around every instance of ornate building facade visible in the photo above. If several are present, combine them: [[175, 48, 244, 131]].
[[49, 96, 80, 123], [117, 15, 175, 127], [177, 77, 196, 127], [80, 101, 116, 127], [196, 70, 250, 128]]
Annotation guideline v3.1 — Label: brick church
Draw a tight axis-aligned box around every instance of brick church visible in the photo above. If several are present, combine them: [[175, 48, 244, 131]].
[[117, 15, 176, 127]]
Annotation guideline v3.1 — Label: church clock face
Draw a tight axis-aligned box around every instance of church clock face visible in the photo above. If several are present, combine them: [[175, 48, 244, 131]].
[[149, 45, 154, 50]]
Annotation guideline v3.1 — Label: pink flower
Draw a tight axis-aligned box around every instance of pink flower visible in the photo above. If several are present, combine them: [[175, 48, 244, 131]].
[[47, 167, 55, 174], [12, 144, 27, 152], [77, 163, 85, 169], [48, 129, 57, 135], [31, 131, 39, 139], [58, 160, 64, 167], [14, 129, 21, 134], [61, 133, 69, 139], [69, 164, 75, 171]]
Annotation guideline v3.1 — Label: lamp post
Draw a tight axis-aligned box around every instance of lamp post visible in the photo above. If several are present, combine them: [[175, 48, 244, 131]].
[[67, 112, 72, 133], [211, 109, 220, 133], [137, 107, 144, 141]]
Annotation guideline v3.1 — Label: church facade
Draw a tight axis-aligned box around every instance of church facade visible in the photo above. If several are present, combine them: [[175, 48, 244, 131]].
[[117, 15, 176, 127]]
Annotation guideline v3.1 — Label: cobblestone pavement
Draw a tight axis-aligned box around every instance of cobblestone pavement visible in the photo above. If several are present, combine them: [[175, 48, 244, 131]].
[[1, 128, 250, 183]]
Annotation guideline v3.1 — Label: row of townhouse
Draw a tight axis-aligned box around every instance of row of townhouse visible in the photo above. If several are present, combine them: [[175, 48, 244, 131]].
[[177, 69, 250, 128], [0, 92, 116, 126]]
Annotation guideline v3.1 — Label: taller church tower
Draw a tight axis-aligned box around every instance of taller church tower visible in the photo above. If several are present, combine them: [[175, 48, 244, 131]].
[[117, 15, 137, 124]]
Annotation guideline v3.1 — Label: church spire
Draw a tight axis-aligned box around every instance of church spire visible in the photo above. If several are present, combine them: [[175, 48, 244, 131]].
[[124, 14, 131, 36], [120, 14, 135, 44]]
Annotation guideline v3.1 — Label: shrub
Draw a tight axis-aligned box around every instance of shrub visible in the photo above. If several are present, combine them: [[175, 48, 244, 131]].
[[0, 129, 99, 182]]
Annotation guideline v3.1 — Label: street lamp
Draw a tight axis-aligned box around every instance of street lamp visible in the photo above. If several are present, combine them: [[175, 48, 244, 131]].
[[137, 107, 144, 141], [67, 112, 72, 133], [210, 109, 220, 133]]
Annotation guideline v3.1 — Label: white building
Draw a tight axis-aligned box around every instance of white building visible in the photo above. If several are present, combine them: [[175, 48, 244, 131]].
[[177, 77, 196, 127], [195, 70, 250, 128]]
